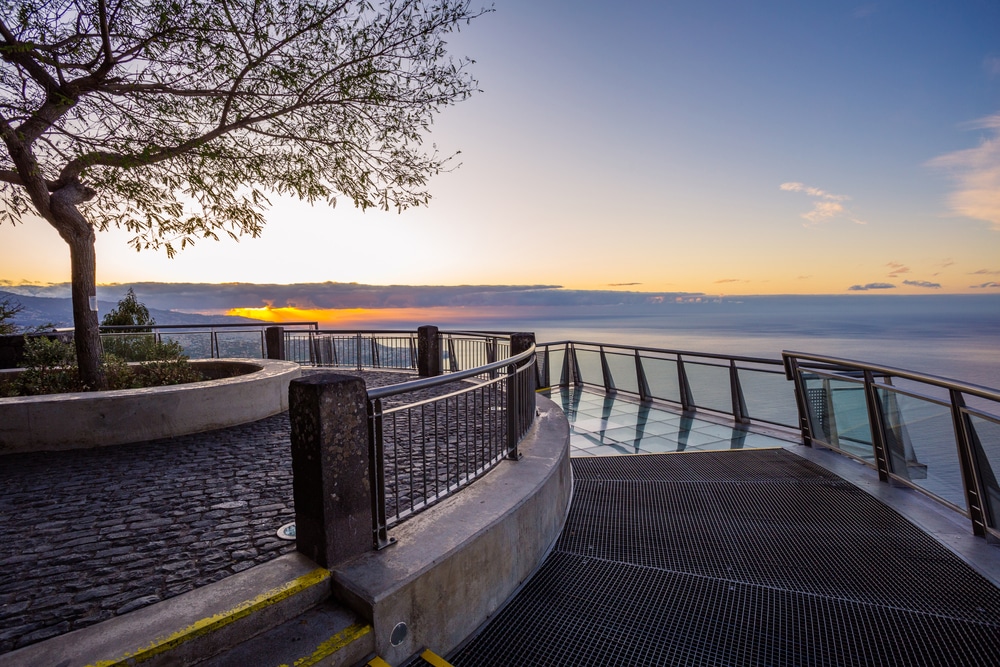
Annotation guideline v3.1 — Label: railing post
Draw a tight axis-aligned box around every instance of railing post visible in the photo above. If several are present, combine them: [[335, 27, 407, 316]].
[[635, 351, 651, 402], [368, 397, 393, 549], [862, 369, 891, 482], [600, 346, 615, 394], [729, 360, 749, 424], [677, 354, 694, 411], [264, 326, 285, 360], [506, 333, 535, 460], [950, 390, 990, 537], [567, 343, 581, 387], [355, 332, 363, 371], [783, 354, 814, 447], [288, 374, 374, 568], [537, 345, 550, 389], [417, 325, 441, 377], [446, 335, 459, 373]]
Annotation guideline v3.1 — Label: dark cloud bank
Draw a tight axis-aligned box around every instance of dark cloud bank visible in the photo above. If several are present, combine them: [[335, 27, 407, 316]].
[[4, 283, 701, 312]]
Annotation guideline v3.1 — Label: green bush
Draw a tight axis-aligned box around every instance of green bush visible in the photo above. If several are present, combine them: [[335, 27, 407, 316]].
[[15, 336, 82, 395], [6, 336, 203, 397]]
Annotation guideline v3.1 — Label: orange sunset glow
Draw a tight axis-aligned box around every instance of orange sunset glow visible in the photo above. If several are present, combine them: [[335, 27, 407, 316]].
[[227, 305, 497, 328]]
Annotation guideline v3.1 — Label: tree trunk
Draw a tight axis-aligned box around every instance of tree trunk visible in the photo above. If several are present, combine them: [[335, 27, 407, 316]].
[[45, 180, 106, 391], [67, 228, 106, 390]]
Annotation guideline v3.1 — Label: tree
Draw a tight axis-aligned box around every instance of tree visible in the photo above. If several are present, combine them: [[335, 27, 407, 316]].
[[0, 295, 22, 334], [102, 287, 154, 329], [0, 0, 486, 389]]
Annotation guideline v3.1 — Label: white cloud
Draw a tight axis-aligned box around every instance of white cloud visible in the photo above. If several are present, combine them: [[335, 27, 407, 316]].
[[926, 114, 1000, 231], [780, 182, 866, 226]]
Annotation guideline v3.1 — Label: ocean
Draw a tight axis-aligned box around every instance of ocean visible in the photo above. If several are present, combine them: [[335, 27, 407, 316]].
[[339, 295, 1000, 390]]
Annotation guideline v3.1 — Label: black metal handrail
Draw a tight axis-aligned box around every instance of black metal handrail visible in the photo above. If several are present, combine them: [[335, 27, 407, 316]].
[[367, 342, 536, 547]]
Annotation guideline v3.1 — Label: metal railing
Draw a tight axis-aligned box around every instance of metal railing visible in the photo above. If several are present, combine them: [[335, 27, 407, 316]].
[[366, 342, 537, 547], [440, 331, 511, 374], [285, 329, 419, 370], [99, 322, 318, 360], [538, 340, 798, 429], [783, 351, 1000, 540]]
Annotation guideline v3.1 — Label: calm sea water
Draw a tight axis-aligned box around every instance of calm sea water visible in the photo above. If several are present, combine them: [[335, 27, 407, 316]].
[[358, 295, 1000, 389]]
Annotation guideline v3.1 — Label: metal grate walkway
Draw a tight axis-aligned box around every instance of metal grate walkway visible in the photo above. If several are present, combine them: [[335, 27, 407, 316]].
[[447, 449, 1000, 666]]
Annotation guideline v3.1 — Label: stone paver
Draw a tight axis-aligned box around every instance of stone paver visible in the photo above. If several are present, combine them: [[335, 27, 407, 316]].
[[0, 369, 497, 655]]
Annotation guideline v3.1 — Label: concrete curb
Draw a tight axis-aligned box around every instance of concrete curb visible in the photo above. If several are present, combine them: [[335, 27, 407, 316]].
[[332, 394, 573, 665], [0, 359, 300, 453]]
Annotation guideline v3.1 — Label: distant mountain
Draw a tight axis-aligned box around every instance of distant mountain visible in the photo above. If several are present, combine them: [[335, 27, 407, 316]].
[[0, 290, 259, 331]]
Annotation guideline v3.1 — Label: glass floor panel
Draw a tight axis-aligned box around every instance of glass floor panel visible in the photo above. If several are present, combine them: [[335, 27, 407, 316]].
[[544, 386, 794, 457]]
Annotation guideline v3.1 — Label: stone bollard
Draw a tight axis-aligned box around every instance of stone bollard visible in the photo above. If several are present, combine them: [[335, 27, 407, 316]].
[[510, 332, 535, 362], [264, 326, 285, 360], [417, 325, 441, 377], [288, 374, 373, 568]]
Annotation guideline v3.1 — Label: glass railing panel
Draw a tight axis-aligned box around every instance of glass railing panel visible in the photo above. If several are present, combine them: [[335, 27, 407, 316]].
[[159, 332, 213, 359], [574, 348, 603, 387], [215, 331, 264, 358], [877, 387, 967, 511], [604, 350, 640, 395], [967, 412, 1000, 529], [642, 357, 681, 403], [800, 372, 874, 461], [684, 360, 731, 414], [546, 346, 566, 386], [737, 368, 798, 427]]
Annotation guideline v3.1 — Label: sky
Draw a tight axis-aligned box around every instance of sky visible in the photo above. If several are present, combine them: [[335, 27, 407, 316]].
[[2, 0, 1000, 296]]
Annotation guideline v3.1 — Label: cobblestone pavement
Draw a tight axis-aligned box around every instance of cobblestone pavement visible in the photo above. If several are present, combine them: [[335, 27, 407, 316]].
[[0, 369, 475, 655]]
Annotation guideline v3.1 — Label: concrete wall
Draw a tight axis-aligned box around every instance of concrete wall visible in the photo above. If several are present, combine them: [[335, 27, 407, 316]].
[[332, 394, 572, 664], [0, 359, 300, 454]]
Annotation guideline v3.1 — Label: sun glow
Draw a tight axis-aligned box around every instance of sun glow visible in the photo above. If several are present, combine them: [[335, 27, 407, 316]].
[[226, 305, 496, 328]]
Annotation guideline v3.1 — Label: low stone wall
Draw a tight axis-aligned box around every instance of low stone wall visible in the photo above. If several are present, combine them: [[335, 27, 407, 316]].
[[0, 359, 300, 454]]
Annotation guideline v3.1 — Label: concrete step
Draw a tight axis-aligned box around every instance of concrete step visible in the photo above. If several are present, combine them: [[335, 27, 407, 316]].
[[201, 601, 373, 667], [0, 553, 333, 667]]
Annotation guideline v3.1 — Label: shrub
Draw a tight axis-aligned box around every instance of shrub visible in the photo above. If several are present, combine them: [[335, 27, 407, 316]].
[[5, 335, 203, 397]]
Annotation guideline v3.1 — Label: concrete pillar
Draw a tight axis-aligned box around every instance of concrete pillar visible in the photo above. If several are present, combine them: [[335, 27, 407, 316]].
[[264, 326, 285, 360], [417, 325, 440, 377], [288, 374, 372, 568]]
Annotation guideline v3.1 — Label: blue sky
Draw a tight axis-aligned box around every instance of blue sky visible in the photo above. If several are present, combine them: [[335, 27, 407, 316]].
[[2, 0, 999, 295]]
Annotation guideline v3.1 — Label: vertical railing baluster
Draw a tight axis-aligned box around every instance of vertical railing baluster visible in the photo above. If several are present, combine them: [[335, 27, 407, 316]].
[[783, 354, 814, 447]]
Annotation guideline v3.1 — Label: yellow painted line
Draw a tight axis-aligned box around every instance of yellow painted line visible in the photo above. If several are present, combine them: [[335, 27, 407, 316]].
[[86, 567, 331, 667], [420, 649, 455, 667], [280, 623, 372, 667], [367, 657, 392, 667]]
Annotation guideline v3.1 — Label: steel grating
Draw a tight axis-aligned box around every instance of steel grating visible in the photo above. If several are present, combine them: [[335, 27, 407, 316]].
[[448, 449, 1000, 666]]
